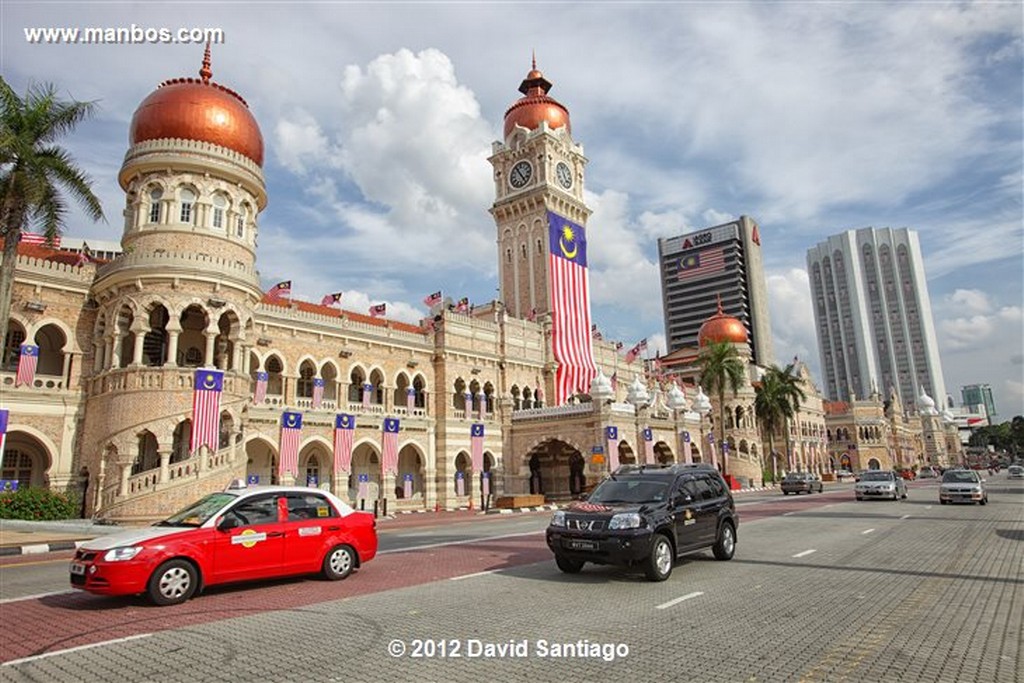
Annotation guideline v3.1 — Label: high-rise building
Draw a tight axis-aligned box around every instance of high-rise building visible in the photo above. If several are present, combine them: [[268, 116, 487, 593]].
[[806, 227, 947, 410], [961, 384, 997, 421], [657, 216, 773, 366]]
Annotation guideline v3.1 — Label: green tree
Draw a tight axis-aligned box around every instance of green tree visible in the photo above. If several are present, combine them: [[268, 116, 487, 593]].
[[0, 78, 104, 347], [697, 340, 746, 474], [754, 363, 807, 481]]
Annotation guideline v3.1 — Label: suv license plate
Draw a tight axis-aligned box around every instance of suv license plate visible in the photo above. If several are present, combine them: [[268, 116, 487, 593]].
[[567, 540, 597, 551], [70, 562, 86, 576]]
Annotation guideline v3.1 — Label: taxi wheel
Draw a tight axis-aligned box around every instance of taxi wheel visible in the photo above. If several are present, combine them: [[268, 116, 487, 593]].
[[323, 545, 356, 580], [147, 559, 197, 606]]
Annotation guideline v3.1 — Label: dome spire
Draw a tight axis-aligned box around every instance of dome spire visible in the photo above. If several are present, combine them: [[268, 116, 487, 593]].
[[199, 40, 212, 83], [532, 50, 537, 71]]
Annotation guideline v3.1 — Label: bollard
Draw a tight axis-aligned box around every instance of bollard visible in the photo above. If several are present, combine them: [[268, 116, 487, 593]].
[[373, 499, 379, 518]]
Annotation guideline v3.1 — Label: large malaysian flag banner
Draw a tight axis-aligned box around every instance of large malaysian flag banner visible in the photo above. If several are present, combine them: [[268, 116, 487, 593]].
[[381, 417, 400, 475], [279, 411, 303, 479], [470, 423, 484, 471], [333, 413, 355, 474], [189, 369, 224, 453], [547, 211, 597, 404], [311, 377, 325, 409], [15, 344, 39, 387]]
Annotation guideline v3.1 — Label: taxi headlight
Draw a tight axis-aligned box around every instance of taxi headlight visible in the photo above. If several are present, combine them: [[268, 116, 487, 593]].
[[550, 511, 566, 528], [609, 513, 642, 530], [103, 546, 143, 562]]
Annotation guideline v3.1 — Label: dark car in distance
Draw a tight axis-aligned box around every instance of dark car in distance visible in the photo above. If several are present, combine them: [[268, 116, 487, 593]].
[[546, 463, 738, 582], [781, 472, 823, 495]]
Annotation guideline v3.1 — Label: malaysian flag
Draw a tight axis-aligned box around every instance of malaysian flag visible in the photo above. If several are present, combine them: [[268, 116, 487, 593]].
[[20, 232, 61, 248], [189, 369, 223, 452], [547, 211, 597, 404], [456, 471, 465, 496], [423, 291, 442, 307], [682, 430, 692, 464], [464, 392, 472, 415], [625, 339, 647, 363], [477, 391, 487, 419], [333, 413, 355, 473], [279, 411, 303, 479], [253, 371, 268, 404], [606, 426, 619, 471], [643, 427, 654, 463], [311, 377, 325, 409], [471, 423, 484, 471], [14, 344, 39, 387], [708, 432, 718, 469], [406, 387, 416, 410], [677, 248, 726, 281], [454, 297, 470, 313], [369, 303, 386, 318], [362, 382, 372, 407], [320, 292, 343, 307], [0, 409, 8, 455], [591, 324, 602, 340], [381, 417, 400, 475], [266, 280, 291, 302], [75, 242, 94, 266]]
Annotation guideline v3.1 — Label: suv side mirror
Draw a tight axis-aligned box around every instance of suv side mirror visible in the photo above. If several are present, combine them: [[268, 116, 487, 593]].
[[217, 516, 240, 532]]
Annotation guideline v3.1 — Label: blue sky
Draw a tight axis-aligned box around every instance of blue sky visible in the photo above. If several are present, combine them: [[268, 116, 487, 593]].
[[4, 1, 1022, 417]]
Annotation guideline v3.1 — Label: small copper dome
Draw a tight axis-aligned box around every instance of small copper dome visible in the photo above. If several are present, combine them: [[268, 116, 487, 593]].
[[698, 298, 749, 346], [129, 44, 264, 166], [503, 58, 571, 140]]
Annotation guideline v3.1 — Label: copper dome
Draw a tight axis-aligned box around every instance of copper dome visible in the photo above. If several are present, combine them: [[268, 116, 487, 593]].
[[698, 298, 749, 346], [503, 58, 571, 139], [129, 45, 264, 166]]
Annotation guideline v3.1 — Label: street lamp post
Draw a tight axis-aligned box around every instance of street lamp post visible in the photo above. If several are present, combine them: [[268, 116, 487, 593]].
[[693, 386, 712, 467]]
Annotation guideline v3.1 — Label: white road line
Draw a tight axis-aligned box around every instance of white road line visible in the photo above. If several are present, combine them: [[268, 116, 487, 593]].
[[450, 569, 499, 581], [862, 528, 875, 535], [378, 530, 543, 555], [0, 589, 76, 605], [656, 591, 704, 610], [792, 549, 817, 558], [900, 514, 911, 520], [782, 512, 795, 516], [2, 633, 152, 667]]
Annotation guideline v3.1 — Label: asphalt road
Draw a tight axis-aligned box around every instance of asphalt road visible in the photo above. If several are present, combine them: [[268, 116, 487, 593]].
[[1, 476, 1021, 682]]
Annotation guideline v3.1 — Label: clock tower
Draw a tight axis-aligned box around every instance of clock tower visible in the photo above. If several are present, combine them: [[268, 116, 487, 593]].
[[489, 60, 591, 321]]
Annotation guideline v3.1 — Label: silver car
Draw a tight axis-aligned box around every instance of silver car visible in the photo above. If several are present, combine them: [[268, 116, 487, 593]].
[[854, 470, 907, 501], [939, 469, 988, 505]]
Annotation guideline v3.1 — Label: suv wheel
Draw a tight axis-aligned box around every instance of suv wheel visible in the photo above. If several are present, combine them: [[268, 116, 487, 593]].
[[644, 534, 673, 582], [555, 555, 584, 574], [712, 521, 736, 560]]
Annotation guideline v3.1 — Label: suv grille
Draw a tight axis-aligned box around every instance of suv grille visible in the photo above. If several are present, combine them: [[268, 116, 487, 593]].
[[566, 517, 606, 531]]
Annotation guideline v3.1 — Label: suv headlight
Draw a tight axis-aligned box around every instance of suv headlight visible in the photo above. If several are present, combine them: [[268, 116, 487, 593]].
[[609, 513, 642, 530], [550, 511, 566, 528], [103, 546, 143, 562]]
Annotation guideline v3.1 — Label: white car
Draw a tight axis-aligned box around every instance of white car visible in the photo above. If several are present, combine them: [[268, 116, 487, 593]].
[[938, 469, 988, 505], [854, 470, 907, 501], [1007, 465, 1023, 479]]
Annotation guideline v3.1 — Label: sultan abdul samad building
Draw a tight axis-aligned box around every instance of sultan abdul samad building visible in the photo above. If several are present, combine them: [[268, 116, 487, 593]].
[[5, 48, 954, 522]]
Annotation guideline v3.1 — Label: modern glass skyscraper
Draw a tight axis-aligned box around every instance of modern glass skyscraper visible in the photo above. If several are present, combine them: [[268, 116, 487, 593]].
[[961, 384, 997, 420], [806, 227, 947, 410], [658, 216, 774, 365]]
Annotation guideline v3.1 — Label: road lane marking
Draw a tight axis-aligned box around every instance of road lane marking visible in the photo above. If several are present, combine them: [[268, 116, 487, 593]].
[[378, 530, 543, 554], [793, 549, 817, 558], [900, 514, 911, 520], [450, 569, 499, 581], [656, 591, 704, 610], [0, 589, 76, 605], [862, 529, 875, 535], [2, 633, 152, 667]]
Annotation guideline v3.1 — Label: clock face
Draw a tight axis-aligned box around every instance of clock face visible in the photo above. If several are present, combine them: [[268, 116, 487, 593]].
[[509, 160, 533, 189], [556, 162, 573, 189]]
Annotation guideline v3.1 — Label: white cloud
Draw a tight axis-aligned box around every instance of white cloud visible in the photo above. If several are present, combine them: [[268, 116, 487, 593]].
[[765, 268, 819, 372], [948, 289, 992, 315], [274, 110, 334, 175]]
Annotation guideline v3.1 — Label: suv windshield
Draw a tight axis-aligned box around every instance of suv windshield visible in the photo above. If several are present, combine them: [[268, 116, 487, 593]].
[[589, 479, 670, 504], [942, 471, 979, 483], [158, 492, 239, 527], [860, 471, 893, 482]]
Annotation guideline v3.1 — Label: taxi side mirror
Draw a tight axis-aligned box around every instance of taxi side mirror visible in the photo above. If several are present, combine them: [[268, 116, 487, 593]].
[[217, 516, 240, 532]]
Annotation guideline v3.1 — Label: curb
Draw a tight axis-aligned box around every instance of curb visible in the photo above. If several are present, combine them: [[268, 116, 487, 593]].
[[0, 539, 89, 557]]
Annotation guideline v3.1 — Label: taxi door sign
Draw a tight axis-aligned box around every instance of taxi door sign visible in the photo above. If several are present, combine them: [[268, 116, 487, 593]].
[[232, 529, 267, 548]]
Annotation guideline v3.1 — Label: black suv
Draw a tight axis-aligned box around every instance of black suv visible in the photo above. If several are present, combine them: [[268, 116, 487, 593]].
[[546, 463, 738, 581]]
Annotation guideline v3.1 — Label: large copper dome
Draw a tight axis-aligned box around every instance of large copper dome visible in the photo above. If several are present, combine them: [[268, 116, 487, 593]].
[[129, 46, 264, 166], [698, 298, 749, 346], [503, 59, 571, 139]]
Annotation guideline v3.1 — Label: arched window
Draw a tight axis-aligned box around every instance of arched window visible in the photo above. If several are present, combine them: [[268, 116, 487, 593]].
[[148, 188, 162, 223], [212, 194, 227, 229], [1, 449, 34, 486], [237, 205, 248, 237], [179, 188, 196, 224]]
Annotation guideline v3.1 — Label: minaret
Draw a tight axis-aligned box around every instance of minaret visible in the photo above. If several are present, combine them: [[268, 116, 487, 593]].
[[489, 59, 596, 403]]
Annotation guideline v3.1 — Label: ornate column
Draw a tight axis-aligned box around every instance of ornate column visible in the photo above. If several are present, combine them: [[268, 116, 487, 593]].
[[130, 320, 147, 366], [203, 324, 218, 368], [165, 321, 182, 367], [109, 332, 123, 369], [159, 449, 170, 483]]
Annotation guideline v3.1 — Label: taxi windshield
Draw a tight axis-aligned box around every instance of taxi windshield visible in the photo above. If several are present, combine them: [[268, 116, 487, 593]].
[[158, 492, 238, 527]]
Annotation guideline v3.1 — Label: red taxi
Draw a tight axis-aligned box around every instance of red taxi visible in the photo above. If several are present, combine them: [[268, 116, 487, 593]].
[[70, 482, 377, 605]]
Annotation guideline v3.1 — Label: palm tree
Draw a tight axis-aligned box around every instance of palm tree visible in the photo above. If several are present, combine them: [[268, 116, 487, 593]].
[[754, 363, 807, 480], [697, 340, 746, 474], [0, 78, 104, 347]]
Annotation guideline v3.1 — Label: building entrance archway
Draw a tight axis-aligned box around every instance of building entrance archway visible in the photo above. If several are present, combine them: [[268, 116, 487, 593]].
[[524, 439, 584, 500]]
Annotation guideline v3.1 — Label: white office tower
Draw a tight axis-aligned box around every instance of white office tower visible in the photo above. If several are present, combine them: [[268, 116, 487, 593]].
[[806, 228, 947, 411]]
